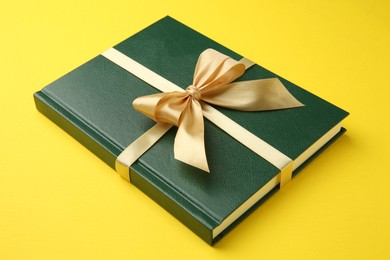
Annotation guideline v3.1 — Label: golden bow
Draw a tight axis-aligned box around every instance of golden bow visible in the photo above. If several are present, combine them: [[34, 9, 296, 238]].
[[133, 49, 303, 172]]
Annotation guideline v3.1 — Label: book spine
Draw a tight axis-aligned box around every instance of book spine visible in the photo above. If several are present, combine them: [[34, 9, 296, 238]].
[[34, 90, 121, 168], [34, 90, 219, 244]]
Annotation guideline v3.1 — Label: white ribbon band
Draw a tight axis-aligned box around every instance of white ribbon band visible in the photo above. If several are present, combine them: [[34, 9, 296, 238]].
[[101, 48, 293, 186]]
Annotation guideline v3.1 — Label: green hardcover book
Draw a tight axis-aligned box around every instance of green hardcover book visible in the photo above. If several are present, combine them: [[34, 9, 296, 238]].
[[34, 16, 348, 245]]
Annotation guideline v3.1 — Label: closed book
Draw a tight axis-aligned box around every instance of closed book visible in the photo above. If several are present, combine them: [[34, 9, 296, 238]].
[[34, 16, 348, 245]]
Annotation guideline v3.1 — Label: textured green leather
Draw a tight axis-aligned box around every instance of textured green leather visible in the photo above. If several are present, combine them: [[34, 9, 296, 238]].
[[34, 16, 348, 244]]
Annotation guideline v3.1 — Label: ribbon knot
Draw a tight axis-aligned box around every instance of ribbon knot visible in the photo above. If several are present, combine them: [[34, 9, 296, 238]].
[[186, 85, 201, 101], [132, 49, 304, 172]]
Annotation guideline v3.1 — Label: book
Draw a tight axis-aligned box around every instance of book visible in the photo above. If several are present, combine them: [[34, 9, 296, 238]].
[[34, 16, 349, 245]]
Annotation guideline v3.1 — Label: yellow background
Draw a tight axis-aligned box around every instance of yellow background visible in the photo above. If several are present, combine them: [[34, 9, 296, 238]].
[[1, 0, 389, 259]]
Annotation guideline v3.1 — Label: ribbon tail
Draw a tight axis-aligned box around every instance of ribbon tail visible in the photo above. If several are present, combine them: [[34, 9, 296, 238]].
[[174, 99, 210, 172]]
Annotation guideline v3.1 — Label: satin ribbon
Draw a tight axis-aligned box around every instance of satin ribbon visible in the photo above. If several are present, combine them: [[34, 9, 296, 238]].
[[131, 49, 303, 173]]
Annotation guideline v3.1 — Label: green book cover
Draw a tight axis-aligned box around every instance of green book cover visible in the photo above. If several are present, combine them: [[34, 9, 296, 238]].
[[34, 16, 348, 245]]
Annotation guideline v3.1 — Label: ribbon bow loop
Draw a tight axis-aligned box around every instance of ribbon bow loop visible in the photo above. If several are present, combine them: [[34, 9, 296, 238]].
[[193, 48, 246, 93], [132, 49, 303, 172]]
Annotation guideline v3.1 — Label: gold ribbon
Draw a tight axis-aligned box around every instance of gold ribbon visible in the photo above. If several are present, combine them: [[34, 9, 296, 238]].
[[101, 48, 303, 186], [131, 49, 303, 173]]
